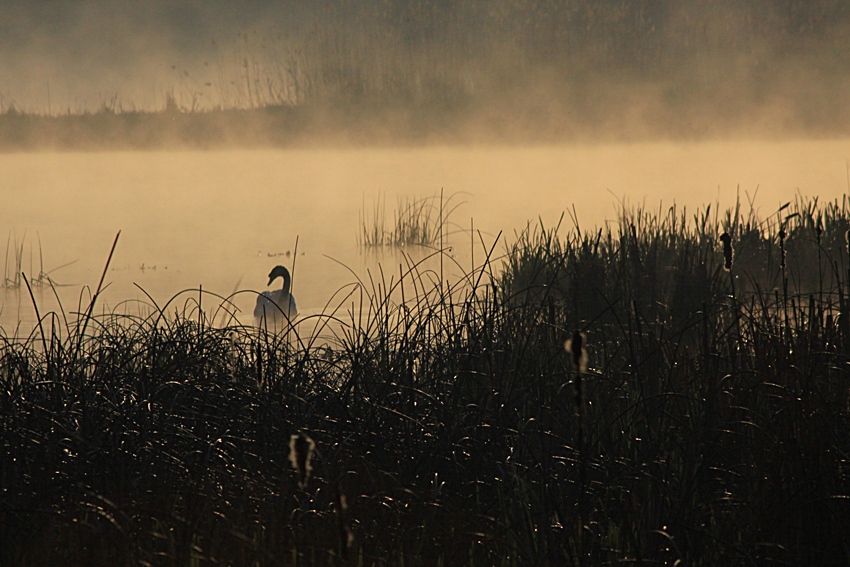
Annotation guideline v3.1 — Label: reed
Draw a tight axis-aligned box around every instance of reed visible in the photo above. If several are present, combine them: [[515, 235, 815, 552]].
[[2, 197, 849, 565], [2, 230, 77, 302], [358, 190, 465, 248]]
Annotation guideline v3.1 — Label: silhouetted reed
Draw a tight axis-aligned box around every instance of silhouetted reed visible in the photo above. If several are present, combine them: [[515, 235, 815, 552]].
[[358, 190, 466, 248], [2, 197, 849, 565]]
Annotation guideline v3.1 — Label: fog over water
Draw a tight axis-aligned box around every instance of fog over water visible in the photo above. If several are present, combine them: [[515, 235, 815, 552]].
[[2, 2, 850, 333], [3, 0, 850, 139], [2, 141, 849, 333]]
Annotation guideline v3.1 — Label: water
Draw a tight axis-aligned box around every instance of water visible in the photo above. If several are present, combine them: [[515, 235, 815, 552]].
[[2, 140, 849, 334]]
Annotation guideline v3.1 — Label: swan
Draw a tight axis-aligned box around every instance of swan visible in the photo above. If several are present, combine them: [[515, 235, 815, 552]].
[[254, 265, 298, 327]]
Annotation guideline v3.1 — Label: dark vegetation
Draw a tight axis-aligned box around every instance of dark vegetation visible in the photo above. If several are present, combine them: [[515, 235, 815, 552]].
[[3, 0, 850, 149], [357, 191, 465, 248], [2, 197, 850, 565]]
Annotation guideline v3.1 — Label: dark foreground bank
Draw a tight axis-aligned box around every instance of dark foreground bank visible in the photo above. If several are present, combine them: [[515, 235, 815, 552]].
[[2, 198, 850, 565]]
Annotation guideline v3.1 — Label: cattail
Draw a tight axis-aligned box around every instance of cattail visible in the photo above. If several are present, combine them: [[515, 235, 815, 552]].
[[566, 330, 589, 555], [779, 229, 787, 270], [289, 432, 316, 489], [335, 486, 354, 558], [565, 331, 588, 374], [720, 232, 733, 271]]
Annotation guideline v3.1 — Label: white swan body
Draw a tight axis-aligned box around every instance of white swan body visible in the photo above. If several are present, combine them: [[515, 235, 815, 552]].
[[254, 265, 298, 327]]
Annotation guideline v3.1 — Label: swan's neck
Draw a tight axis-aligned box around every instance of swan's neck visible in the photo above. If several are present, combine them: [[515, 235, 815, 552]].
[[280, 272, 291, 295]]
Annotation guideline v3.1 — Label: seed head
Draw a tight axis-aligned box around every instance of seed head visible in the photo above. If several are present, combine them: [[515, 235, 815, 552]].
[[335, 487, 354, 555], [289, 432, 316, 489], [565, 331, 588, 374], [720, 232, 733, 271]]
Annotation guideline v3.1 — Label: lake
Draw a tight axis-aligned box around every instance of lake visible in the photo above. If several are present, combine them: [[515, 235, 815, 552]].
[[2, 140, 849, 335]]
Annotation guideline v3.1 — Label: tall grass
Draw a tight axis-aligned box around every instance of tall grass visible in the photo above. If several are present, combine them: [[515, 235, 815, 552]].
[[3, 230, 75, 291], [2, 197, 849, 565], [358, 191, 465, 248]]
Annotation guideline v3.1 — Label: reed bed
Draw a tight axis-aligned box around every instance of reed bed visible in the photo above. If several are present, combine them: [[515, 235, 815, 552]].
[[357, 191, 465, 248], [2, 230, 62, 290], [2, 198, 850, 566]]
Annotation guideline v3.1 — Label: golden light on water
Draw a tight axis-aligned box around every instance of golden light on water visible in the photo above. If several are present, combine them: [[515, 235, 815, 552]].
[[2, 2, 850, 333], [2, 140, 848, 333]]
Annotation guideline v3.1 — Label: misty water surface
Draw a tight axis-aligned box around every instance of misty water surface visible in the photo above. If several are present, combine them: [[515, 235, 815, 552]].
[[2, 140, 849, 334]]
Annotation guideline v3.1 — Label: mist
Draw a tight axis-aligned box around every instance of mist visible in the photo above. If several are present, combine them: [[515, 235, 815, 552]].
[[3, 0, 850, 144], [7, 4, 850, 564]]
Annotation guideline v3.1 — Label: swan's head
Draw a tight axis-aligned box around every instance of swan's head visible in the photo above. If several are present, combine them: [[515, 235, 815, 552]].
[[267, 265, 291, 286]]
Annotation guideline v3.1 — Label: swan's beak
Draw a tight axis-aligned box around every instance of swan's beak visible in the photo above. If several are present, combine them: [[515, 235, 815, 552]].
[[267, 276, 275, 286]]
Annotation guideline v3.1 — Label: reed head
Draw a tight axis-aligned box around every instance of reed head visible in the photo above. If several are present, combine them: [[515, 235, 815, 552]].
[[720, 232, 733, 271], [289, 432, 316, 489]]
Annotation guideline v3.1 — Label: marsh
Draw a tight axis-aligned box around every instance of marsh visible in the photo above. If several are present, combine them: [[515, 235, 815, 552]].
[[3, 140, 848, 334]]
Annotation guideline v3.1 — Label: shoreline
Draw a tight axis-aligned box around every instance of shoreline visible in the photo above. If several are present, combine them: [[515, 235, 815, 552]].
[[3, 98, 850, 151]]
